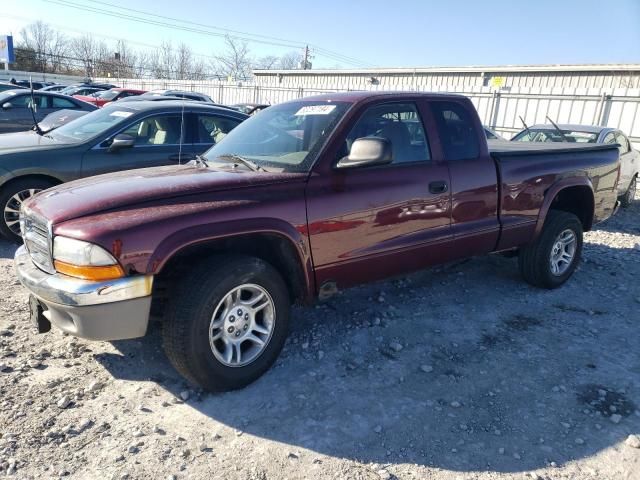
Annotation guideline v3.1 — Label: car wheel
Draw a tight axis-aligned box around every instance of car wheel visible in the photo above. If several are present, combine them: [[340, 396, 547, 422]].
[[518, 210, 583, 289], [619, 175, 637, 208], [162, 255, 290, 392], [0, 178, 55, 243]]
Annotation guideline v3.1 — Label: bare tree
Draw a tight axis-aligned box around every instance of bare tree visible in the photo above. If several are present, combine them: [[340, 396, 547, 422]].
[[71, 34, 99, 77], [279, 51, 300, 70], [254, 55, 279, 70], [176, 43, 194, 80], [213, 36, 253, 80], [18, 21, 68, 73]]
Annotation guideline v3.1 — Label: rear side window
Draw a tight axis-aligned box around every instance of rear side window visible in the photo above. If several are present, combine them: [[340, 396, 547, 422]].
[[51, 97, 77, 109], [431, 101, 479, 161], [615, 132, 630, 154], [196, 114, 241, 144]]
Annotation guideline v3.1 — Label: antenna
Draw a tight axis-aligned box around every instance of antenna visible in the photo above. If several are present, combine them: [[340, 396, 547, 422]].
[[178, 99, 185, 165], [29, 76, 44, 136]]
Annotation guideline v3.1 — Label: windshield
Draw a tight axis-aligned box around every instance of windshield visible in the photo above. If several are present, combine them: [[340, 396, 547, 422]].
[[95, 90, 119, 100], [48, 105, 135, 143], [203, 100, 351, 172], [513, 128, 599, 143]]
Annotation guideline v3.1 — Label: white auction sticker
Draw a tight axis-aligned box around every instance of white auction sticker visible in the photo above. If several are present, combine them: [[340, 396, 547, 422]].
[[110, 111, 133, 118], [295, 105, 336, 116]]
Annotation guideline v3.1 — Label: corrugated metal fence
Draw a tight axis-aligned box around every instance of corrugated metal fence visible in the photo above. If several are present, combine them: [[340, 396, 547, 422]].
[[96, 77, 640, 147]]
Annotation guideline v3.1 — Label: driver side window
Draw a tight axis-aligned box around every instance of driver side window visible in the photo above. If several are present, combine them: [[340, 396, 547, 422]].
[[122, 115, 185, 145], [343, 102, 430, 164]]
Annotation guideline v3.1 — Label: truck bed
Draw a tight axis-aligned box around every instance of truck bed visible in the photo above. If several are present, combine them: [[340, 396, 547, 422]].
[[488, 140, 618, 156], [487, 139, 620, 250]]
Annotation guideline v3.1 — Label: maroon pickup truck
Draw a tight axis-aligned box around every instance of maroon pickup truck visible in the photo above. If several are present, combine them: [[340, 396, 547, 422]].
[[14, 92, 620, 391]]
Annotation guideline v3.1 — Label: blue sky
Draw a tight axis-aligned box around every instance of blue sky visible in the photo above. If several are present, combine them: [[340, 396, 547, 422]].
[[3, 0, 640, 68]]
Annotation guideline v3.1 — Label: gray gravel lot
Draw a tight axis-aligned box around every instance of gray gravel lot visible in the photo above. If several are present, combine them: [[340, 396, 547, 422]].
[[0, 198, 639, 480]]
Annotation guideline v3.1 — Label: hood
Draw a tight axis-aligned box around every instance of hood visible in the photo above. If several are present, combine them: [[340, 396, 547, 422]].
[[0, 131, 69, 153], [27, 163, 307, 224]]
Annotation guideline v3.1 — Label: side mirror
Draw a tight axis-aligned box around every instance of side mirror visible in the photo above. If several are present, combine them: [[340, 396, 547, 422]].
[[2, 102, 12, 110], [108, 133, 135, 152], [336, 137, 393, 169]]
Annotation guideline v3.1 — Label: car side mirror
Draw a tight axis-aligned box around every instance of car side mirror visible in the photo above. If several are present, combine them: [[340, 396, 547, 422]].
[[336, 137, 393, 169], [108, 133, 135, 152], [2, 102, 12, 110]]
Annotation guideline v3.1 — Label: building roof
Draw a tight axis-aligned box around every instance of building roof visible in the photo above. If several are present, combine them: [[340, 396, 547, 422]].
[[254, 63, 640, 76]]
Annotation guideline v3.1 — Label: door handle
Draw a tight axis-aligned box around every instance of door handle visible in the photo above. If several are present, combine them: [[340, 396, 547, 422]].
[[429, 181, 448, 194], [169, 153, 196, 162]]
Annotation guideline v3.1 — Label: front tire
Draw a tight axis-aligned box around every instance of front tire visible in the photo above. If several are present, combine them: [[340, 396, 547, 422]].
[[619, 175, 637, 208], [518, 210, 583, 289], [0, 178, 55, 243], [162, 255, 290, 392]]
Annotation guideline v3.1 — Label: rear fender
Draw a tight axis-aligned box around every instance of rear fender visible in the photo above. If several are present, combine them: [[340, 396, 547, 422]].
[[533, 177, 594, 239]]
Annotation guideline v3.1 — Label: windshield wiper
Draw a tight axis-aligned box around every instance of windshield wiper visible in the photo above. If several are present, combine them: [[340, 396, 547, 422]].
[[216, 154, 266, 172], [193, 154, 209, 167]]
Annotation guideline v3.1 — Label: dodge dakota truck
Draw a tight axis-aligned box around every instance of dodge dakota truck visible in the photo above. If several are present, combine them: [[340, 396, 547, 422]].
[[14, 92, 620, 391]]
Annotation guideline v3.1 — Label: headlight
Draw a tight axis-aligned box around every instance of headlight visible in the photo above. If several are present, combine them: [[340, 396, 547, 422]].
[[53, 236, 124, 280]]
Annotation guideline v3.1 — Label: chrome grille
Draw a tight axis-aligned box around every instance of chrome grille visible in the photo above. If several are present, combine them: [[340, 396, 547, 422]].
[[22, 212, 54, 274]]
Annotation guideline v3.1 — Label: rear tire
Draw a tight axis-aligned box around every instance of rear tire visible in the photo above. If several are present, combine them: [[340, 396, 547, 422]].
[[619, 175, 637, 208], [162, 255, 290, 392], [0, 178, 55, 243], [518, 210, 583, 289]]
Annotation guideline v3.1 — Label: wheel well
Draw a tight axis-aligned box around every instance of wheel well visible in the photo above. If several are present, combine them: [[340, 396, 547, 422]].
[[0, 174, 62, 192], [549, 185, 594, 231], [151, 233, 307, 316]]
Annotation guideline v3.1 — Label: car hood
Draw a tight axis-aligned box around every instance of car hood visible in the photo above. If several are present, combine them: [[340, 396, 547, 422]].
[[26, 163, 307, 224], [0, 131, 70, 153]]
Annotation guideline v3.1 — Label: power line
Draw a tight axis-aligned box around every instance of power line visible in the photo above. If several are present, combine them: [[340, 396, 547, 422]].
[[83, 0, 375, 68], [43, 0, 374, 68]]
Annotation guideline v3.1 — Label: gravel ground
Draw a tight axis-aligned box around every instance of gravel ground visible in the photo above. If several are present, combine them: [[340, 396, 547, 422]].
[[0, 198, 639, 480]]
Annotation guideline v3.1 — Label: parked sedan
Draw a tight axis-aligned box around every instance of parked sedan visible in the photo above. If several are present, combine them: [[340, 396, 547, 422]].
[[14, 80, 54, 90], [0, 101, 247, 241], [512, 124, 639, 206], [0, 82, 27, 93], [74, 88, 147, 107], [40, 84, 68, 92], [0, 89, 98, 134], [132, 89, 215, 103], [60, 86, 105, 97]]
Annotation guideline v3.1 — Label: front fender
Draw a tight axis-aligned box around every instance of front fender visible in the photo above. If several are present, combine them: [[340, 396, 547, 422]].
[[146, 217, 316, 300]]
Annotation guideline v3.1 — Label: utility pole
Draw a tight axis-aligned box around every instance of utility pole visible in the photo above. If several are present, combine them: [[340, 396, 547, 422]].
[[300, 45, 312, 70]]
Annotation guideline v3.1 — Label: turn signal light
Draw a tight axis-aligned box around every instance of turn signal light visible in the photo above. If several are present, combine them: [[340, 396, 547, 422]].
[[54, 260, 125, 281]]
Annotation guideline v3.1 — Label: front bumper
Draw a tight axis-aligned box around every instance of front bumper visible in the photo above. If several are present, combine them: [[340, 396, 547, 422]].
[[14, 245, 154, 341]]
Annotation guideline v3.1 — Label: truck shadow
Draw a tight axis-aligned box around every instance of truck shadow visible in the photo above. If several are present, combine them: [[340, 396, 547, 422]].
[[0, 240, 18, 260], [96, 238, 640, 474]]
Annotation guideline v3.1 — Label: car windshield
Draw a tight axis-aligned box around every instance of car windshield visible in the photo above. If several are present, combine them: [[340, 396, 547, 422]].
[[95, 90, 119, 100], [47, 105, 136, 143], [513, 128, 599, 143], [202, 100, 351, 172]]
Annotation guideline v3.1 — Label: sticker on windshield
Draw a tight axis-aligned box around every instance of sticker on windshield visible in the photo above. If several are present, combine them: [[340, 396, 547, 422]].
[[295, 105, 336, 116], [110, 111, 133, 118]]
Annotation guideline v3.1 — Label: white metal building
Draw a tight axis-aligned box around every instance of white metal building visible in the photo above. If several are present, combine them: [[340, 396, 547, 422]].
[[253, 64, 640, 91]]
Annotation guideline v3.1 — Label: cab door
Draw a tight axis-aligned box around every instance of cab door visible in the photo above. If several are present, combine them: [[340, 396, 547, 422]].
[[305, 100, 453, 290]]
